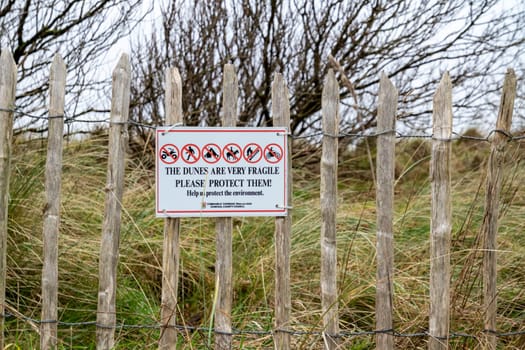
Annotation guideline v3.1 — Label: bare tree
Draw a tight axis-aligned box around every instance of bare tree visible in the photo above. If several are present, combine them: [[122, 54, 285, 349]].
[[0, 0, 146, 134], [129, 0, 524, 146]]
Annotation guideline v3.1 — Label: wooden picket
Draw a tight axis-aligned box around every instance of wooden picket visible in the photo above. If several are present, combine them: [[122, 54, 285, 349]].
[[0, 48, 16, 350], [320, 69, 340, 349], [429, 72, 453, 350], [272, 73, 293, 350], [159, 67, 183, 350], [96, 53, 131, 350], [41, 54, 66, 350], [215, 64, 238, 350], [375, 72, 397, 350], [482, 68, 517, 350]]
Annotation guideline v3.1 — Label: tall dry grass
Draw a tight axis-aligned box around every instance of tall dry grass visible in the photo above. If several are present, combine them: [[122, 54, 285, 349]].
[[4, 132, 524, 349]]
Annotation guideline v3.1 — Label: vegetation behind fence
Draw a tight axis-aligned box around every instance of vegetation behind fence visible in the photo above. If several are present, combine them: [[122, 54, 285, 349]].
[[1, 49, 524, 349]]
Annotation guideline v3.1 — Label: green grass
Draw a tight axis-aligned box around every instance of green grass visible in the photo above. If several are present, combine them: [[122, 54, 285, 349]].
[[4, 133, 525, 349]]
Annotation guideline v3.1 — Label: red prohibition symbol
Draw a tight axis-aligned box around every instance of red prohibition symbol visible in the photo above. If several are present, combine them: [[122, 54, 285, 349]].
[[264, 143, 283, 164], [181, 143, 200, 164], [202, 143, 221, 164], [159, 144, 179, 164], [222, 143, 242, 164], [243, 143, 262, 163]]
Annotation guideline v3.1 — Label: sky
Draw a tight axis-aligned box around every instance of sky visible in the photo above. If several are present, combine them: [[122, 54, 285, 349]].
[[98, 0, 524, 133]]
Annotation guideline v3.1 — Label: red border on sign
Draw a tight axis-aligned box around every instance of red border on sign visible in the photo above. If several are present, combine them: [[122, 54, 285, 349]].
[[181, 144, 200, 164], [159, 144, 179, 164], [264, 143, 283, 164], [202, 143, 222, 164], [222, 143, 242, 164], [243, 143, 263, 163], [156, 127, 289, 216]]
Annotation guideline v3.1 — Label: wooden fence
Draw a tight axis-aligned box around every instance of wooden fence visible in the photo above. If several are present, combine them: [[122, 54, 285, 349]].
[[0, 48, 520, 349]]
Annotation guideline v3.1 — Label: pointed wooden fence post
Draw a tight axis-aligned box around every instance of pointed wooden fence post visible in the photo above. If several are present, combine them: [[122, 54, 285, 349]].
[[41, 54, 66, 350], [429, 72, 452, 350], [0, 48, 16, 350], [272, 73, 292, 350], [215, 64, 237, 350], [159, 67, 183, 350], [482, 68, 516, 350], [96, 54, 130, 350], [320, 69, 340, 349], [375, 72, 397, 350]]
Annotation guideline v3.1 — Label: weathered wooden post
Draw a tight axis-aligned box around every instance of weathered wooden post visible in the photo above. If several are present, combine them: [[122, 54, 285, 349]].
[[320, 69, 340, 349], [215, 64, 237, 350], [96, 54, 130, 349], [41, 54, 66, 350], [429, 72, 452, 350], [272, 73, 292, 350], [159, 67, 183, 350], [0, 48, 16, 350], [482, 68, 516, 350], [375, 72, 397, 350]]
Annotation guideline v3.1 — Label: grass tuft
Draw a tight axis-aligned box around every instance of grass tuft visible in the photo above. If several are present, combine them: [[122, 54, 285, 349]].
[[4, 134, 524, 348]]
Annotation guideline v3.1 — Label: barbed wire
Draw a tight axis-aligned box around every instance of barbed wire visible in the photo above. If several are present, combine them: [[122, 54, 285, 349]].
[[295, 129, 525, 142], [2, 107, 525, 142], [2, 312, 524, 340]]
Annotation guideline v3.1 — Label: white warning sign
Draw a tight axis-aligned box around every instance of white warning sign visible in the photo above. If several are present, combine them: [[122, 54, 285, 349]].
[[156, 127, 288, 217]]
